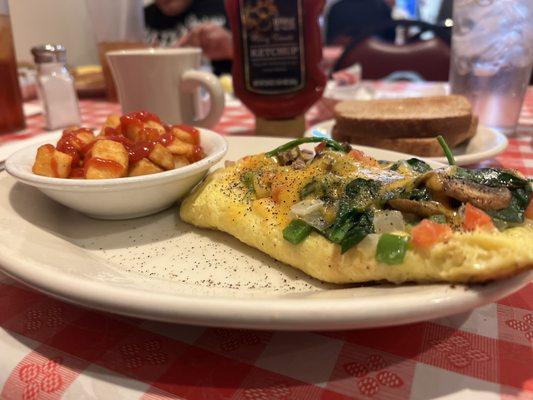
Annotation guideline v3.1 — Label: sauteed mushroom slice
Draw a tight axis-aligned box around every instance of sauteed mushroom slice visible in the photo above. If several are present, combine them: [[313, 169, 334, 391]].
[[388, 199, 456, 222], [442, 178, 512, 211]]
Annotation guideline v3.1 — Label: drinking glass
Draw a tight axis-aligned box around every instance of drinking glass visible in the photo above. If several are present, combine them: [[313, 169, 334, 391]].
[[0, 0, 25, 134], [85, 0, 148, 101], [449, 0, 533, 135]]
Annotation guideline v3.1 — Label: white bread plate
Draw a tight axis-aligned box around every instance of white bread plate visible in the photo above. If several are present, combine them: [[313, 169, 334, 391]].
[[306, 119, 508, 166]]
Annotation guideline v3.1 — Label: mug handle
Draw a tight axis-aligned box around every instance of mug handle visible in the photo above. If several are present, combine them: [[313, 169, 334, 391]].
[[181, 70, 225, 128]]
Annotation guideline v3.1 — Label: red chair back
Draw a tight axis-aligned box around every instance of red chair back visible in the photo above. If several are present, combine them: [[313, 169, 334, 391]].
[[336, 36, 451, 81]]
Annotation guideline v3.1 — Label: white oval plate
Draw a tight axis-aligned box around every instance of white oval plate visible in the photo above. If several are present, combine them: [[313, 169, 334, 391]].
[[0, 136, 530, 330], [305, 119, 509, 166]]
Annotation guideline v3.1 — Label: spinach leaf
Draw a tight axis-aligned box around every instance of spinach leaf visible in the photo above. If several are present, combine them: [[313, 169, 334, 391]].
[[454, 168, 528, 188], [299, 179, 317, 199], [327, 212, 357, 243], [488, 186, 532, 223], [341, 230, 368, 254], [343, 178, 381, 212], [379, 187, 406, 204], [327, 179, 379, 244], [388, 158, 431, 174], [340, 211, 374, 254], [406, 158, 432, 173], [409, 187, 432, 201], [378, 160, 393, 168], [388, 162, 401, 172]]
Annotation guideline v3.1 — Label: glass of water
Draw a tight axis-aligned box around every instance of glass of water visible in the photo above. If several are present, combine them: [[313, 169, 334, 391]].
[[449, 0, 533, 135]]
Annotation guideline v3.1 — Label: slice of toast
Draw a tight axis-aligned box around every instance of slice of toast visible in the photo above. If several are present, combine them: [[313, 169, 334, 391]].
[[333, 116, 478, 157], [333, 95, 473, 139]]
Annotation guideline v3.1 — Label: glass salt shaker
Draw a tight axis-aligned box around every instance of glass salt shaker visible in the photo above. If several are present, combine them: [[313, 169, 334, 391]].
[[31, 44, 81, 130]]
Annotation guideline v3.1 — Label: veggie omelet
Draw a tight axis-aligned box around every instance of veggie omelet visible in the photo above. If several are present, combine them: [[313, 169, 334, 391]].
[[180, 137, 533, 284]]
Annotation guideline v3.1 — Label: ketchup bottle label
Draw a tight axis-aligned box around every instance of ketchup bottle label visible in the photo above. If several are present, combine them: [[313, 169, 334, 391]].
[[239, 0, 305, 95]]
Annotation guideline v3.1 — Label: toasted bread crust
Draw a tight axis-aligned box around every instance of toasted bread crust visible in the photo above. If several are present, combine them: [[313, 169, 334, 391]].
[[333, 95, 473, 139], [333, 114, 478, 157]]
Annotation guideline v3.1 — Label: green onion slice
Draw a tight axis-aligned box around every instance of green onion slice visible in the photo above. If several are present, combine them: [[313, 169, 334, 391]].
[[437, 135, 456, 166], [266, 137, 347, 158]]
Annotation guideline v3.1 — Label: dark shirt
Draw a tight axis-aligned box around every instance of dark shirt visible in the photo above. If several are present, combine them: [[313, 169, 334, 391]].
[[325, 0, 394, 45], [144, 0, 231, 75]]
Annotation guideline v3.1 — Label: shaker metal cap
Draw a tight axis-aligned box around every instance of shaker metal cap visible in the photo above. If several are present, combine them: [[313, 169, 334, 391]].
[[31, 44, 67, 63]]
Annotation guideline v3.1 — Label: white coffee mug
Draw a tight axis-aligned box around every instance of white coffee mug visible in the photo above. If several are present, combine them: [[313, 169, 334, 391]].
[[107, 48, 225, 128]]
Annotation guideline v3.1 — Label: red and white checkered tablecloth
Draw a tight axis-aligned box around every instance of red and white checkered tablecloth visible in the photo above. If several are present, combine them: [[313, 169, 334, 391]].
[[0, 83, 531, 400]]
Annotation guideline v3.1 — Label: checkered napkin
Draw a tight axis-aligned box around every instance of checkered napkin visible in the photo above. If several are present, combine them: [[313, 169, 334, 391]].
[[0, 273, 531, 399]]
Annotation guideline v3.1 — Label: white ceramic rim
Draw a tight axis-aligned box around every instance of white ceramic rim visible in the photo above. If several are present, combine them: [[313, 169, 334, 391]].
[[106, 48, 201, 57], [0, 132, 63, 163], [0, 240, 529, 330], [306, 119, 509, 166], [432, 127, 508, 165], [5, 128, 228, 190]]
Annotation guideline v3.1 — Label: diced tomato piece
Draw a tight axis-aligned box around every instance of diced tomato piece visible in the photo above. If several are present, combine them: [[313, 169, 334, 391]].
[[462, 203, 495, 231], [314, 142, 326, 153], [348, 149, 379, 167], [271, 185, 283, 203], [525, 198, 533, 220], [411, 219, 453, 249], [348, 149, 364, 159]]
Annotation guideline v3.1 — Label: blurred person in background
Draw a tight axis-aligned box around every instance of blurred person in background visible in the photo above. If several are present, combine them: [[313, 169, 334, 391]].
[[144, 0, 232, 74], [324, 0, 395, 45]]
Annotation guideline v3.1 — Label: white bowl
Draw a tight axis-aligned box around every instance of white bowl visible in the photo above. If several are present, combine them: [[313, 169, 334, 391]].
[[5, 128, 227, 219]]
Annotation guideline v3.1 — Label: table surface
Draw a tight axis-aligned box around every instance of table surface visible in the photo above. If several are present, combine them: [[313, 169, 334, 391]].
[[0, 82, 531, 400]]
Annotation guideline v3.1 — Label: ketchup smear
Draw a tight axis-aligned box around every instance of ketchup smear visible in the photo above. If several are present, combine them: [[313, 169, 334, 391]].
[[64, 111, 202, 178], [56, 128, 94, 167]]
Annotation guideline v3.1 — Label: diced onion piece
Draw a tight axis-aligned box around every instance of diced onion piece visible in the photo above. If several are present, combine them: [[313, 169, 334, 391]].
[[373, 210, 405, 234], [290, 199, 324, 217], [357, 233, 380, 258], [289, 199, 329, 231]]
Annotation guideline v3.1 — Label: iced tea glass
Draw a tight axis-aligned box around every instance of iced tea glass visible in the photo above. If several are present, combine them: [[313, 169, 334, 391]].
[[0, 0, 25, 134]]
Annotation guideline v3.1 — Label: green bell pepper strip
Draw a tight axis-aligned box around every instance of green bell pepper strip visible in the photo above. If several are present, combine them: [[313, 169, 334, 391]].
[[375, 234, 410, 265], [283, 220, 313, 244], [266, 137, 347, 158]]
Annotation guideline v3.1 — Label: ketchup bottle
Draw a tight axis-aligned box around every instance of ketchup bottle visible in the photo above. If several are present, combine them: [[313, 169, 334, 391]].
[[225, 0, 326, 137]]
